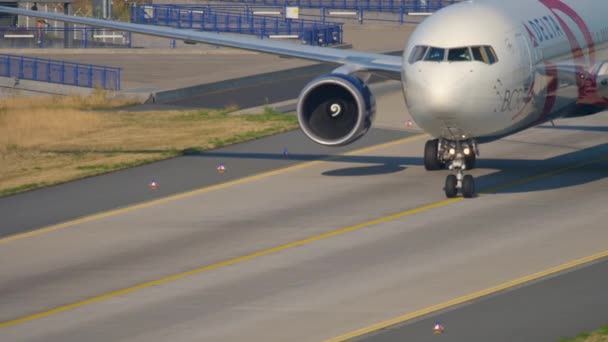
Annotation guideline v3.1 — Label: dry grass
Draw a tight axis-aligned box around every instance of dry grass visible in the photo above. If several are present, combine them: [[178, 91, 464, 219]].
[[0, 90, 128, 152], [585, 337, 608, 342], [559, 325, 608, 342], [0, 92, 298, 196]]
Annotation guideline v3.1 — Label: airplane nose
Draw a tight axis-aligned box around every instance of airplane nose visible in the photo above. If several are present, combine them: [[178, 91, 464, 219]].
[[424, 83, 453, 116], [403, 65, 478, 138], [407, 77, 458, 119]]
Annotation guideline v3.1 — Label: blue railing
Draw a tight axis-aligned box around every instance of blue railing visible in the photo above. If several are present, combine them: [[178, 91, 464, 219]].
[[0, 27, 132, 49], [131, 4, 343, 46], [206, 0, 460, 12], [153, 3, 441, 25], [0, 54, 121, 90]]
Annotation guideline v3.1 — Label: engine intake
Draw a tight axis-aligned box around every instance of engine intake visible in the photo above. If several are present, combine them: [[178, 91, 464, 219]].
[[596, 62, 608, 98], [297, 74, 376, 146]]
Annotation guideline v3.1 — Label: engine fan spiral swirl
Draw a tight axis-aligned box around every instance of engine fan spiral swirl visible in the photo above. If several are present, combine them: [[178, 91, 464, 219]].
[[329, 103, 342, 117]]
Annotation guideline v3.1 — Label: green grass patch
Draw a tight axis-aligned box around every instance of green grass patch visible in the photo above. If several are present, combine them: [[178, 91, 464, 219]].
[[76, 157, 178, 174], [208, 127, 282, 148], [243, 110, 297, 123], [0, 182, 50, 197]]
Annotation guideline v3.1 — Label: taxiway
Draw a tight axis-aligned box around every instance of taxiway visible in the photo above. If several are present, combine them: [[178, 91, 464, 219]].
[[353, 257, 608, 342], [0, 100, 606, 341]]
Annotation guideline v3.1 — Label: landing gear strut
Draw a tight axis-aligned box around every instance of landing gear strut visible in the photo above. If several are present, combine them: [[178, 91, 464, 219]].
[[425, 138, 478, 198]]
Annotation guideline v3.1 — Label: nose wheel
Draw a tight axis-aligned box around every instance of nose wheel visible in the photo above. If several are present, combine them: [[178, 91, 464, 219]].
[[444, 174, 458, 198], [461, 175, 475, 198], [444, 172, 475, 198], [428, 138, 478, 198]]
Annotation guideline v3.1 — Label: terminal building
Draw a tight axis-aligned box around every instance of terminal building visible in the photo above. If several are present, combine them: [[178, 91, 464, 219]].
[[0, 0, 73, 26], [0, 0, 18, 26], [0, 0, 132, 48]]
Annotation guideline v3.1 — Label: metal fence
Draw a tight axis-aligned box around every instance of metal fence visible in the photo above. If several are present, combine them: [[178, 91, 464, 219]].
[[131, 4, 343, 46], [0, 54, 121, 90], [207, 0, 461, 11], [155, 3, 437, 25], [0, 27, 132, 49]]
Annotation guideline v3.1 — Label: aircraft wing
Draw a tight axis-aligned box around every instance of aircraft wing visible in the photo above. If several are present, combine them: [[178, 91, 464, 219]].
[[0, 6, 403, 77]]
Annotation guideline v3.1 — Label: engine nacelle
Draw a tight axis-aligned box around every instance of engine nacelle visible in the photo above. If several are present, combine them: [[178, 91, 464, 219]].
[[596, 62, 608, 98], [297, 73, 376, 146]]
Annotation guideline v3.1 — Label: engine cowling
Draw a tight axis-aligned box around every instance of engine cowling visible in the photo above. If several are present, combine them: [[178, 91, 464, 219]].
[[596, 62, 608, 98], [297, 73, 376, 146]]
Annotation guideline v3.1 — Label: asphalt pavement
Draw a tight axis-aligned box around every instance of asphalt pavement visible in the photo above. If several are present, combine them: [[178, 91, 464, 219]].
[[353, 257, 608, 342]]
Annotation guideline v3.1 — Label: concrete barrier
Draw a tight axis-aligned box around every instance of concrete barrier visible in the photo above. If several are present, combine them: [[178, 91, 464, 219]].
[[0, 76, 151, 103], [0, 76, 94, 96]]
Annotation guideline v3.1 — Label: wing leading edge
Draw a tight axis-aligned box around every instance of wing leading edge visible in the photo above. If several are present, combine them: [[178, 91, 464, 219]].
[[0, 6, 403, 76]]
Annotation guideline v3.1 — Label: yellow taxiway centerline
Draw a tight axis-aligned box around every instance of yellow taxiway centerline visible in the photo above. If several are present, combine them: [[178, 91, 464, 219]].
[[0, 133, 428, 245], [327, 156, 608, 341], [0, 197, 460, 329], [326, 250, 608, 342], [0, 143, 603, 330]]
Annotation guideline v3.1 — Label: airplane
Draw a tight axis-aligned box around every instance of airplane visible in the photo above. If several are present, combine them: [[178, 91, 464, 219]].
[[1, 0, 606, 198]]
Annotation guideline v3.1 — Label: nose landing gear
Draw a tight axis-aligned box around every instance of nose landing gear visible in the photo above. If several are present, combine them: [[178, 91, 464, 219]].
[[424, 139, 478, 198], [443, 140, 477, 198], [444, 169, 476, 198]]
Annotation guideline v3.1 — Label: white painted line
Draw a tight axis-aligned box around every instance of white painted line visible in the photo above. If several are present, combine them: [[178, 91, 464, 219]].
[[4, 34, 35, 38], [93, 34, 124, 39], [253, 11, 281, 15], [269, 34, 299, 39], [408, 12, 433, 16], [328, 11, 357, 15]]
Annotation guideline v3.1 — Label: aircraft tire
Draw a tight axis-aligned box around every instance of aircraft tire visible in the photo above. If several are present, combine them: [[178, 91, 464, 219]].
[[424, 139, 444, 170], [444, 174, 458, 198], [462, 175, 475, 198]]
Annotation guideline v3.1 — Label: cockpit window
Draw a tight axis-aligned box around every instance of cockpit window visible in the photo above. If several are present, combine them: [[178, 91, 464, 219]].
[[425, 47, 445, 62], [471, 46, 485, 62], [410, 45, 498, 64], [471, 46, 499, 65], [485, 46, 498, 64], [448, 47, 471, 62], [408, 46, 428, 64]]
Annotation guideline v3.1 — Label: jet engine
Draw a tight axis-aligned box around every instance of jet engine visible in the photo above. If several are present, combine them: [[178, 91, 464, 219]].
[[596, 62, 608, 98], [297, 73, 376, 146]]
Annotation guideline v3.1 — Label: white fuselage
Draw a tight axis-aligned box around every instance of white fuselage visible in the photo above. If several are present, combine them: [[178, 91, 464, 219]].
[[401, 0, 608, 142]]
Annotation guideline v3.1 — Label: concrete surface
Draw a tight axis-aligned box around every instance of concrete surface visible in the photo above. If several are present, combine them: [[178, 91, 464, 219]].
[[355, 257, 608, 342]]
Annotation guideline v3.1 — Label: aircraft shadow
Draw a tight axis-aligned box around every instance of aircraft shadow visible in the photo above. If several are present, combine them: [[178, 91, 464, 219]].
[[44, 143, 607, 194], [196, 143, 608, 195], [322, 164, 406, 176], [536, 124, 608, 132]]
